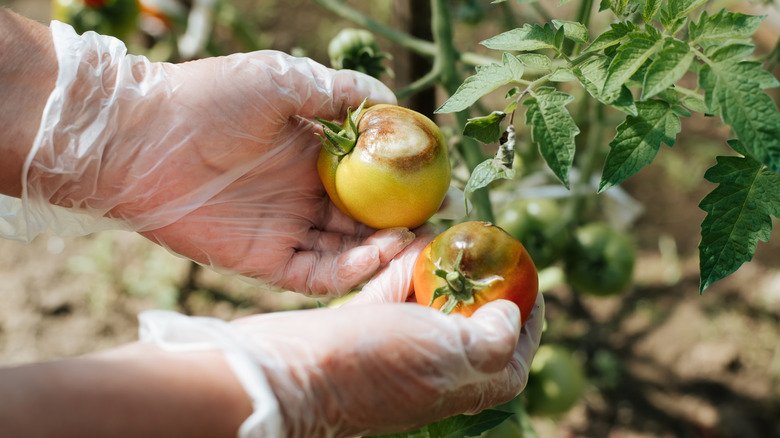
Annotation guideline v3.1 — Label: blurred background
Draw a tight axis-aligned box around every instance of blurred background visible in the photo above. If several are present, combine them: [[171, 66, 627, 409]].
[[1, 1, 779, 437]]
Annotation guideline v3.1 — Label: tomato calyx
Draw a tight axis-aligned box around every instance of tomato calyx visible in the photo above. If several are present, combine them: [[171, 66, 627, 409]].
[[315, 99, 367, 157], [428, 250, 503, 314]]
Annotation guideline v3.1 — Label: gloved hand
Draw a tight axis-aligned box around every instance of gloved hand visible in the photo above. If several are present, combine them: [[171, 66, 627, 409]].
[[140, 237, 545, 438], [1, 21, 415, 295]]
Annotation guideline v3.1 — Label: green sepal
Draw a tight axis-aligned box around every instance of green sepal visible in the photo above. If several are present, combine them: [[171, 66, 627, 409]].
[[427, 251, 503, 315], [316, 98, 368, 157]]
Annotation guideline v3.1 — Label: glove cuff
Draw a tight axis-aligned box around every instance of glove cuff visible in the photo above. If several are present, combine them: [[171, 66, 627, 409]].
[[138, 310, 285, 438]]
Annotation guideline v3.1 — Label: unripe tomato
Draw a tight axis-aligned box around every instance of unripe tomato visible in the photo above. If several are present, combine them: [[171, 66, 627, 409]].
[[328, 28, 391, 79], [413, 221, 538, 323], [317, 104, 451, 230], [496, 198, 570, 269], [524, 344, 586, 416], [564, 222, 635, 296]]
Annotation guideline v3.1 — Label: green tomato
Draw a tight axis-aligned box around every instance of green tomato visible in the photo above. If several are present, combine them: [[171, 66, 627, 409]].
[[51, 0, 139, 41], [327, 28, 391, 79], [564, 222, 635, 296], [495, 198, 570, 269], [317, 104, 451, 230], [524, 344, 586, 416]]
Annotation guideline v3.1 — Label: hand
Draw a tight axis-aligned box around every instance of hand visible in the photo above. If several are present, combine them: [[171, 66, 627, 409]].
[[140, 236, 545, 438], [22, 22, 414, 295]]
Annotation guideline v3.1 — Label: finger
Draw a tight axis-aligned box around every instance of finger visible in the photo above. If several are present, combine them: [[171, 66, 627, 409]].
[[320, 201, 373, 236], [459, 300, 522, 374], [278, 231, 413, 296], [347, 235, 432, 305]]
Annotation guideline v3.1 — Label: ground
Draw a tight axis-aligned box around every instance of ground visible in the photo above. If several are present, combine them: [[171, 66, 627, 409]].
[[1, 1, 779, 437]]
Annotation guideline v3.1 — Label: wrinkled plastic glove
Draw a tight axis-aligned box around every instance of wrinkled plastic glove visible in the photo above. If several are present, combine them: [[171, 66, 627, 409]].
[[140, 237, 545, 438], [0, 21, 415, 295]]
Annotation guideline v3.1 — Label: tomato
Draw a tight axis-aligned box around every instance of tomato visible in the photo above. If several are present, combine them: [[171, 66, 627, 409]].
[[51, 0, 140, 40], [328, 28, 391, 79], [564, 222, 635, 296], [495, 198, 570, 269], [317, 103, 451, 230], [524, 344, 586, 416], [412, 221, 538, 323]]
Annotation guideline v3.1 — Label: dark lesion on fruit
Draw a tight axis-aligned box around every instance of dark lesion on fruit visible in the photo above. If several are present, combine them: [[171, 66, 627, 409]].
[[357, 109, 444, 172]]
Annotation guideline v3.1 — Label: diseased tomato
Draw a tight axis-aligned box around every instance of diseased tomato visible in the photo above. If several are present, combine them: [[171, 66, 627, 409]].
[[412, 221, 538, 323], [564, 222, 635, 296], [524, 344, 586, 416], [317, 102, 451, 230], [495, 198, 570, 269]]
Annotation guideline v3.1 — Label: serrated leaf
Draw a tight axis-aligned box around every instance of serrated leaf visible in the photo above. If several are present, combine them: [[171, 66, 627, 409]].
[[523, 87, 579, 188], [599, 100, 683, 192], [517, 53, 552, 70], [668, 0, 707, 20], [699, 59, 780, 172], [548, 66, 577, 82], [481, 23, 557, 52], [463, 111, 506, 144], [502, 52, 525, 81], [464, 158, 516, 202], [552, 19, 590, 44], [574, 55, 637, 115], [436, 63, 513, 114], [644, 0, 662, 23], [698, 154, 780, 293], [602, 33, 664, 96], [427, 410, 514, 438], [585, 22, 636, 53], [641, 38, 694, 100], [689, 9, 765, 43]]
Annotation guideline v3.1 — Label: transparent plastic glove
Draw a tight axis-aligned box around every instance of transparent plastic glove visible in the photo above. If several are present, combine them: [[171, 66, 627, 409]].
[[3, 21, 414, 295], [140, 237, 545, 438]]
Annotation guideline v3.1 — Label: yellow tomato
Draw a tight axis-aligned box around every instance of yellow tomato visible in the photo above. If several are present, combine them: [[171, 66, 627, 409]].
[[317, 104, 451, 229]]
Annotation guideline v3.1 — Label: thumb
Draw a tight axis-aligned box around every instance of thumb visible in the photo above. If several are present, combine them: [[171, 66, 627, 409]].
[[459, 300, 522, 374], [346, 235, 432, 305]]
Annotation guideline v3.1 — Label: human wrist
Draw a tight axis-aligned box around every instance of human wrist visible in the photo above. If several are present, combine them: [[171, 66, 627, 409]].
[[0, 342, 254, 438]]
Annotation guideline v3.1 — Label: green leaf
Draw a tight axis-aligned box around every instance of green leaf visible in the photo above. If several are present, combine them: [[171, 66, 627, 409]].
[[517, 53, 552, 71], [548, 66, 577, 82], [699, 57, 780, 172], [436, 54, 524, 114], [641, 38, 694, 100], [689, 9, 765, 44], [428, 410, 514, 438], [643, 0, 663, 23], [574, 55, 637, 115], [585, 22, 636, 53], [667, 0, 707, 20], [464, 158, 516, 203], [698, 153, 780, 293], [552, 19, 590, 44], [480, 23, 557, 52], [523, 87, 579, 188], [463, 111, 507, 144], [602, 33, 664, 96], [599, 100, 683, 192]]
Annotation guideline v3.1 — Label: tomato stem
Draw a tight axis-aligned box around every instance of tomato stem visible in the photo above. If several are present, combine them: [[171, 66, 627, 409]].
[[428, 250, 502, 315]]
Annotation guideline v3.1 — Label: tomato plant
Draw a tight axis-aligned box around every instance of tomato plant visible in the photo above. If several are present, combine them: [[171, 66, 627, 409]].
[[564, 222, 636, 296], [495, 198, 570, 269], [317, 101, 451, 230], [413, 221, 538, 323], [523, 344, 586, 416]]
